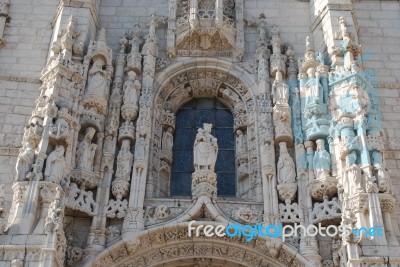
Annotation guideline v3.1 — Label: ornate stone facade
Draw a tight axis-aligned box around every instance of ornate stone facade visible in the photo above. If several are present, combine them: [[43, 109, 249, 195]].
[[0, 0, 400, 267]]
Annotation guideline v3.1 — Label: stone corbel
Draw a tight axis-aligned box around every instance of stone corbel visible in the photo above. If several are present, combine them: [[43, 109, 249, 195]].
[[0, 0, 10, 47]]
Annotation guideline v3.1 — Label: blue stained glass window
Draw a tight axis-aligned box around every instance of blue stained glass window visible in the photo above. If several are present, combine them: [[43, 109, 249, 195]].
[[171, 98, 236, 197]]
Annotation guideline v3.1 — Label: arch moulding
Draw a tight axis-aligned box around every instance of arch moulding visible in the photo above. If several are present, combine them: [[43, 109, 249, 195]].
[[85, 222, 312, 267], [147, 58, 266, 200]]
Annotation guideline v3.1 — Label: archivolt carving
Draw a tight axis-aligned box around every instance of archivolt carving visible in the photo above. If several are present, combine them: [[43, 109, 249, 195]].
[[148, 59, 260, 201], [86, 224, 312, 267], [157, 68, 251, 112]]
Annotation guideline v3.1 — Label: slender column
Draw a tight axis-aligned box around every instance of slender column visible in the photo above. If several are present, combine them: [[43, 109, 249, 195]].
[[123, 14, 160, 239], [93, 133, 104, 173], [189, 0, 198, 27], [166, 0, 177, 58], [215, 0, 223, 22]]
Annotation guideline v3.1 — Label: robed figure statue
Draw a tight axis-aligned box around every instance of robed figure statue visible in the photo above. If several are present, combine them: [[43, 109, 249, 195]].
[[193, 123, 218, 172]]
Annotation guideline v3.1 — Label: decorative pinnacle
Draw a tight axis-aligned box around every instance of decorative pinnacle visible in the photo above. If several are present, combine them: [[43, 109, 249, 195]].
[[67, 15, 74, 32], [305, 36, 315, 52], [256, 13, 268, 47], [97, 28, 106, 43], [339, 16, 350, 38]]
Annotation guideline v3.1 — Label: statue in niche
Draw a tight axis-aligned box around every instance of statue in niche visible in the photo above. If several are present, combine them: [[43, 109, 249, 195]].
[[376, 164, 392, 193], [343, 151, 363, 196], [76, 127, 97, 172], [135, 135, 146, 160], [15, 140, 35, 181], [312, 139, 331, 179], [236, 129, 246, 152], [194, 123, 218, 172], [86, 58, 107, 97], [372, 151, 392, 193], [123, 71, 141, 106], [277, 142, 296, 184], [272, 71, 288, 105], [103, 135, 114, 154], [306, 67, 323, 104], [261, 141, 275, 177], [44, 145, 65, 184], [115, 140, 133, 181], [161, 127, 174, 151]]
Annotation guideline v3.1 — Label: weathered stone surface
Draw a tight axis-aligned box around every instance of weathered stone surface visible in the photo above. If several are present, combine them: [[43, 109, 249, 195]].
[[0, 1, 399, 266]]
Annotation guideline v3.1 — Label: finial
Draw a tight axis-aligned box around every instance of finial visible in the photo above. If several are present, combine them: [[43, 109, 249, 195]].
[[306, 36, 315, 52], [97, 28, 106, 43], [286, 45, 294, 58]]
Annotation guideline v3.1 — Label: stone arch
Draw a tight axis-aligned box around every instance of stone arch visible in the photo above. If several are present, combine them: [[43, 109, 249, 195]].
[[86, 223, 312, 267], [146, 58, 262, 201]]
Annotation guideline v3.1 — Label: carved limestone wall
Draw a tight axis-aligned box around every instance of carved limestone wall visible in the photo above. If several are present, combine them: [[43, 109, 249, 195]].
[[0, 1, 400, 267]]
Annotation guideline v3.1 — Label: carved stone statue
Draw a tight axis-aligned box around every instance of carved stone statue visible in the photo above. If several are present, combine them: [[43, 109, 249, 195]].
[[123, 71, 141, 106], [86, 58, 107, 97], [104, 135, 114, 154], [272, 71, 288, 105], [193, 123, 218, 172], [261, 141, 275, 177], [306, 67, 324, 104], [343, 151, 363, 196], [371, 151, 392, 193], [135, 135, 146, 160], [277, 142, 296, 184], [312, 139, 331, 179], [236, 129, 246, 152], [15, 140, 35, 181], [76, 127, 97, 172], [44, 196, 62, 232], [161, 127, 174, 151], [375, 165, 392, 194], [115, 139, 133, 181], [44, 145, 65, 184]]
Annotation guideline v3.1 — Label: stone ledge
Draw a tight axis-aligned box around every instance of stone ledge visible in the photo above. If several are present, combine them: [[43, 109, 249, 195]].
[[0, 75, 41, 84], [0, 147, 20, 156], [377, 83, 400, 89]]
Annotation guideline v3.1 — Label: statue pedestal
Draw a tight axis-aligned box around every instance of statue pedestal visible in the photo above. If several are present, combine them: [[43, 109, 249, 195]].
[[309, 176, 337, 201], [277, 182, 297, 203], [191, 170, 217, 199], [273, 104, 293, 145]]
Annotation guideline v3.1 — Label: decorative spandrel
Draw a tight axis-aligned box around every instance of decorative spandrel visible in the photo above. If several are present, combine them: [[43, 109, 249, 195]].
[[171, 98, 235, 197]]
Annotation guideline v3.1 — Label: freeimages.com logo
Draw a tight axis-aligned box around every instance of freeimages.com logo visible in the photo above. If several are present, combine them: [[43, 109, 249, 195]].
[[187, 220, 384, 242]]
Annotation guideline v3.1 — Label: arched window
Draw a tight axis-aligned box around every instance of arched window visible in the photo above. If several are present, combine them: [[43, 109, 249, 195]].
[[171, 98, 236, 197]]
